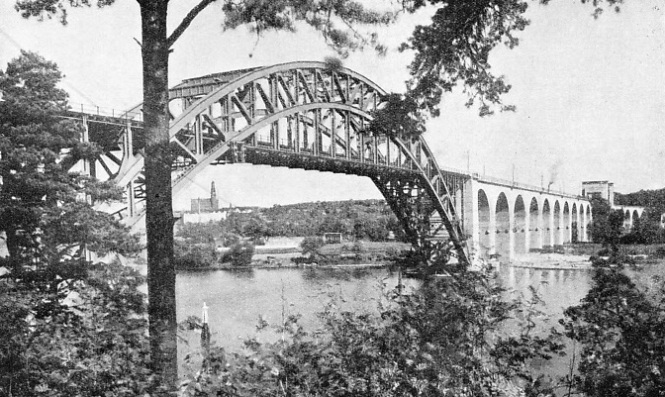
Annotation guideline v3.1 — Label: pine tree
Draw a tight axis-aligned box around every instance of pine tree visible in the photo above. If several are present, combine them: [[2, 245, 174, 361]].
[[0, 51, 140, 270]]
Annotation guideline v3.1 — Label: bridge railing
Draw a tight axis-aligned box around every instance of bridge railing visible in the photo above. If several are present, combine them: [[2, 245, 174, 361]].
[[68, 102, 143, 121], [472, 173, 585, 200], [436, 165, 585, 200]]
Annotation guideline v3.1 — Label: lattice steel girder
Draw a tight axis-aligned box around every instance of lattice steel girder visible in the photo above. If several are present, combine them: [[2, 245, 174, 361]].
[[111, 61, 471, 265]]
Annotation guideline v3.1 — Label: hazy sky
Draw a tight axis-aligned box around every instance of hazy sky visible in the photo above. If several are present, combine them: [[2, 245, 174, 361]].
[[1, 0, 663, 209]]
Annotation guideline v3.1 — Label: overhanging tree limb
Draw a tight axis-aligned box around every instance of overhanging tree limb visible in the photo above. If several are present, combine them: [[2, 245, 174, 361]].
[[167, 0, 217, 48]]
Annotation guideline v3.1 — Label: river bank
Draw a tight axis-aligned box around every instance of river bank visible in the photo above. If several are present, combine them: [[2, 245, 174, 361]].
[[509, 252, 593, 270]]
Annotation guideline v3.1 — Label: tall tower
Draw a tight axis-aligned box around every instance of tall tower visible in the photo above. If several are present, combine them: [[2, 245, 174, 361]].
[[210, 181, 219, 210]]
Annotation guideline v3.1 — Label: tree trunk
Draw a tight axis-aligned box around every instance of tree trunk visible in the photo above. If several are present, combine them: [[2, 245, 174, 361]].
[[140, 0, 178, 385]]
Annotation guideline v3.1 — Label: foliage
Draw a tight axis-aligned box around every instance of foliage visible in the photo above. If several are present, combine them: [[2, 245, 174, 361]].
[[264, 199, 403, 241], [0, 51, 140, 268], [622, 208, 665, 245], [222, 240, 255, 267], [300, 236, 325, 259], [181, 254, 564, 396], [226, 212, 270, 240], [369, 93, 426, 138], [394, 240, 454, 277], [560, 265, 665, 396], [176, 222, 224, 245], [0, 52, 149, 395], [178, 200, 403, 242], [174, 239, 219, 269], [0, 260, 164, 396], [615, 188, 665, 213], [221, 0, 394, 57], [614, 187, 665, 245], [587, 196, 624, 255]]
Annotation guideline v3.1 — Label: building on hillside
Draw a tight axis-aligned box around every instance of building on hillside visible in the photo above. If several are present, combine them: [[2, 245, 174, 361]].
[[582, 180, 615, 203], [582, 180, 648, 231], [323, 233, 342, 244], [191, 181, 219, 213]]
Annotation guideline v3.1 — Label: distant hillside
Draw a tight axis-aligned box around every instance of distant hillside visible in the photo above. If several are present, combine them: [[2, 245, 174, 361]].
[[262, 199, 404, 240], [614, 188, 665, 212]]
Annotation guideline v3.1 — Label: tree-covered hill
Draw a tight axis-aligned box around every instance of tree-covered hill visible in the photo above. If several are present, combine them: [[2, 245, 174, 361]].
[[615, 188, 665, 212], [177, 199, 405, 242], [262, 199, 403, 241]]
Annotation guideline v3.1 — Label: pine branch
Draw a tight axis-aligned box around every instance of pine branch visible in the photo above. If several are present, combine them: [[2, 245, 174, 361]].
[[167, 0, 218, 48]]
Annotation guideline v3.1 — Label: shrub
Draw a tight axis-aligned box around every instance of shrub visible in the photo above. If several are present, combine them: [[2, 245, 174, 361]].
[[654, 246, 665, 259], [219, 233, 240, 247], [0, 261, 162, 396], [300, 236, 324, 259], [561, 267, 665, 396], [222, 241, 254, 267], [174, 240, 218, 269]]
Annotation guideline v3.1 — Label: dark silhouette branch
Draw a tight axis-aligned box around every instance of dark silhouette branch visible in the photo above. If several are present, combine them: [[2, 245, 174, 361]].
[[167, 0, 217, 48]]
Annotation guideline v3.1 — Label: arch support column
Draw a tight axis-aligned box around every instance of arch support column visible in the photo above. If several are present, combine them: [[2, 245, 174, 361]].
[[508, 205, 515, 260], [524, 209, 531, 253], [463, 179, 481, 259], [489, 206, 497, 256]]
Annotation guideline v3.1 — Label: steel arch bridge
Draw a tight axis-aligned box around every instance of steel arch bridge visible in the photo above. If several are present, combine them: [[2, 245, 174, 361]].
[[65, 61, 471, 265]]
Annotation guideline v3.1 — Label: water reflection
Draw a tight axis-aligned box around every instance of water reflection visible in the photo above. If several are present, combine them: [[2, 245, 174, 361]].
[[497, 265, 593, 381], [499, 266, 592, 318], [177, 266, 591, 345], [176, 265, 594, 380]]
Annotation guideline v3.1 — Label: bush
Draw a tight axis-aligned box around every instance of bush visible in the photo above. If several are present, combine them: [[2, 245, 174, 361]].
[[655, 246, 665, 259], [174, 240, 218, 269], [219, 232, 240, 247], [350, 240, 366, 253], [0, 261, 163, 396], [561, 267, 665, 396], [300, 236, 324, 258], [222, 241, 254, 267]]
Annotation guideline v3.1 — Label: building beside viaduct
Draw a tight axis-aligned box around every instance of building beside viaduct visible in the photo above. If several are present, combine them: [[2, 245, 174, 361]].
[[582, 180, 645, 231]]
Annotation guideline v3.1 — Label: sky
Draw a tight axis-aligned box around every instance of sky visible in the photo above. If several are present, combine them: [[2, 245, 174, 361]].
[[1, 0, 663, 210]]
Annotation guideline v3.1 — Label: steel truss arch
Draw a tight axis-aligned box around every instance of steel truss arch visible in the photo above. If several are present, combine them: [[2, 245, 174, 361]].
[[105, 61, 471, 265]]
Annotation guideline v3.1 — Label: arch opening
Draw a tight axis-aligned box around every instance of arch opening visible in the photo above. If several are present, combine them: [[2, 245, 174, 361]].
[[529, 198, 540, 251], [478, 189, 491, 257], [563, 202, 570, 244], [514, 195, 526, 255], [495, 193, 510, 259], [542, 199, 552, 248], [632, 210, 640, 232], [624, 210, 631, 231]]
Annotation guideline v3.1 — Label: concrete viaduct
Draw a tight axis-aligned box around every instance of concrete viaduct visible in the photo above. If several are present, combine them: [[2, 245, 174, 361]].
[[443, 169, 592, 261]]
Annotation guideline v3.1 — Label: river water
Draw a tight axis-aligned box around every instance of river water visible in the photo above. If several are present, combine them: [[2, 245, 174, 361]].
[[176, 265, 593, 378]]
